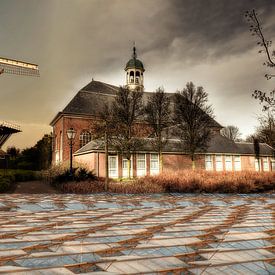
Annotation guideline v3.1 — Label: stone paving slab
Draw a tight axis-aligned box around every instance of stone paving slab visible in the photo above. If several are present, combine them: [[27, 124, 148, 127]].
[[0, 193, 274, 274]]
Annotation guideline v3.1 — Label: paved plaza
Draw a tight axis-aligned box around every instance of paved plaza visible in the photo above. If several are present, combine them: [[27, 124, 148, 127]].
[[0, 193, 274, 274]]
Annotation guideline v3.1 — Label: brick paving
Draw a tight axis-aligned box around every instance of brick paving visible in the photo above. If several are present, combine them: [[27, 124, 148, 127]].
[[0, 193, 274, 274]]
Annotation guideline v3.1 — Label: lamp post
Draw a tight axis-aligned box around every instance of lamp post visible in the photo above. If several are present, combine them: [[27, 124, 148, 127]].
[[66, 128, 76, 176]]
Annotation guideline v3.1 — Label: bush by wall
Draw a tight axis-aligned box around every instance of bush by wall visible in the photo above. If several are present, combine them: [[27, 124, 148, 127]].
[[42, 165, 96, 185]]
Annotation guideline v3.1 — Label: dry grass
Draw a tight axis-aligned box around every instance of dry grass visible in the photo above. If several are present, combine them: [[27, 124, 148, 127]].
[[60, 170, 275, 194], [61, 179, 164, 194], [135, 170, 275, 193]]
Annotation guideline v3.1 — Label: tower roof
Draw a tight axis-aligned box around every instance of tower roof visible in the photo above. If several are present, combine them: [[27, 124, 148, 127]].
[[125, 46, 145, 71]]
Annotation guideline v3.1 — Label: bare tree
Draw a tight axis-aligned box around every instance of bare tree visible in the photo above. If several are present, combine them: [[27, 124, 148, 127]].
[[253, 137, 261, 171], [245, 9, 275, 112], [145, 87, 171, 172], [255, 112, 275, 148], [173, 82, 214, 170], [90, 103, 115, 191], [221, 125, 242, 141], [112, 86, 144, 179]]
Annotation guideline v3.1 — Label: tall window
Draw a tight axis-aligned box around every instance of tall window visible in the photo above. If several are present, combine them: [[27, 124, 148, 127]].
[[108, 156, 118, 178], [215, 155, 223, 171], [205, 155, 213, 171], [263, 157, 269, 171], [150, 154, 159, 175], [130, 71, 134, 83], [225, 155, 232, 171], [80, 130, 91, 148], [271, 158, 275, 171], [122, 157, 133, 178], [136, 154, 146, 177], [135, 71, 140, 84], [234, 155, 241, 171], [60, 131, 63, 162]]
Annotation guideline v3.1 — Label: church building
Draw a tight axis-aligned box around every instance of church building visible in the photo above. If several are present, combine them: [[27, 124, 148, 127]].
[[50, 47, 274, 177]]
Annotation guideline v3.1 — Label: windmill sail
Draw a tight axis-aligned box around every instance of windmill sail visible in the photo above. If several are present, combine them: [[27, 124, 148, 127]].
[[0, 57, 39, 76], [0, 121, 21, 148]]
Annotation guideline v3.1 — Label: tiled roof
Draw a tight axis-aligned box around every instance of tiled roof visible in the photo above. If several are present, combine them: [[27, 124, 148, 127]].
[[74, 133, 274, 156], [50, 80, 222, 129]]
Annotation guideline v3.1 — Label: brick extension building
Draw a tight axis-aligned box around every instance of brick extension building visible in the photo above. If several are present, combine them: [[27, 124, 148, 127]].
[[50, 47, 275, 177]]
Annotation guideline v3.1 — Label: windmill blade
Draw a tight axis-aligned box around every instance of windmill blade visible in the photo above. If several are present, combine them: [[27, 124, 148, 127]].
[[0, 121, 21, 148], [0, 57, 39, 76]]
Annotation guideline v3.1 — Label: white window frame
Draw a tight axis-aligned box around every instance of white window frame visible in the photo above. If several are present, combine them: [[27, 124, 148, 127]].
[[150, 154, 159, 175], [122, 156, 133, 178], [225, 155, 233, 171], [60, 131, 63, 162], [271, 158, 275, 171], [234, 155, 241, 171], [263, 157, 269, 171], [136, 153, 146, 177], [215, 155, 223, 171], [205, 155, 213, 171], [108, 155, 118, 178]]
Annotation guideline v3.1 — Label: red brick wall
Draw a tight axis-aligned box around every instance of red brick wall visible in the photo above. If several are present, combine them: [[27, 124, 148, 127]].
[[75, 152, 274, 178], [163, 154, 204, 172], [52, 115, 153, 164], [52, 115, 95, 163]]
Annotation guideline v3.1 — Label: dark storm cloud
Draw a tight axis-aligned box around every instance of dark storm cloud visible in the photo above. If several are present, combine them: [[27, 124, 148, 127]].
[[141, 0, 275, 62], [0, 0, 274, 148]]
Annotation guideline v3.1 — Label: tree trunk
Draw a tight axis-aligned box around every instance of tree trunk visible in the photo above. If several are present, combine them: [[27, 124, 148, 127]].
[[104, 131, 109, 191], [159, 151, 163, 173], [258, 158, 261, 172], [191, 155, 195, 170], [127, 158, 131, 179]]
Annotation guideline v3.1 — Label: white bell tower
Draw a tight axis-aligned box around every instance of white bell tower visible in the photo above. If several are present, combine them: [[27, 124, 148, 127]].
[[125, 46, 145, 90]]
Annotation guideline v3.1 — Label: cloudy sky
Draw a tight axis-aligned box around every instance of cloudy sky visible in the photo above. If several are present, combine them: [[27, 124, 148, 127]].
[[1, 0, 275, 149]]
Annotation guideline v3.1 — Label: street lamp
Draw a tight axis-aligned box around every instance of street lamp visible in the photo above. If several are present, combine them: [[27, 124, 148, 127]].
[[66, 128, 76, 176]]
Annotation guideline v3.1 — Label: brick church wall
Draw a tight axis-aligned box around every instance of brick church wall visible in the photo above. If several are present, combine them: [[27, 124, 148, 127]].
[[52, 115, 94, 164]]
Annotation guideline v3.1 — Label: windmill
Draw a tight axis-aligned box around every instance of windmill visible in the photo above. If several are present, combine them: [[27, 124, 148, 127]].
[[0, 56, 39, 150], [0, 56, 39, 76]]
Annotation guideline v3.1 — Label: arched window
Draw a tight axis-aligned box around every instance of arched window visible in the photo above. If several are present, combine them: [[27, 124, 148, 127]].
[[130, 71, 134, 83], [80, 130, 91, 148], [135, 71, 140, 84]]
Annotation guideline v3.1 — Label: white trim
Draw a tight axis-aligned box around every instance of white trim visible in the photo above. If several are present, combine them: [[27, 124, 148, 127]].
[[215, 154, 223, 171], [122, 156, 133, 178], [136, 153, 147, 177], [263, 156, 269, 171], [108, 155, 118, 178], [233, 155, 241, 171], [150, 153, 159, 175], [205, 155, 213, 171], [225, 155, 233, 171]]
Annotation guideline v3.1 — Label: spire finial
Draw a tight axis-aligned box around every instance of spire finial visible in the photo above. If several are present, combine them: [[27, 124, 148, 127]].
[[132, 41, 137, 59]]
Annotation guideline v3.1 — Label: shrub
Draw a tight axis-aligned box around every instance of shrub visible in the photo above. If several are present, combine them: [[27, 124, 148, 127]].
[[75, 168, 97, 182], [0, 169, 39, 182], [43, 165, 97, 185], [0, 175, 12, 192]]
